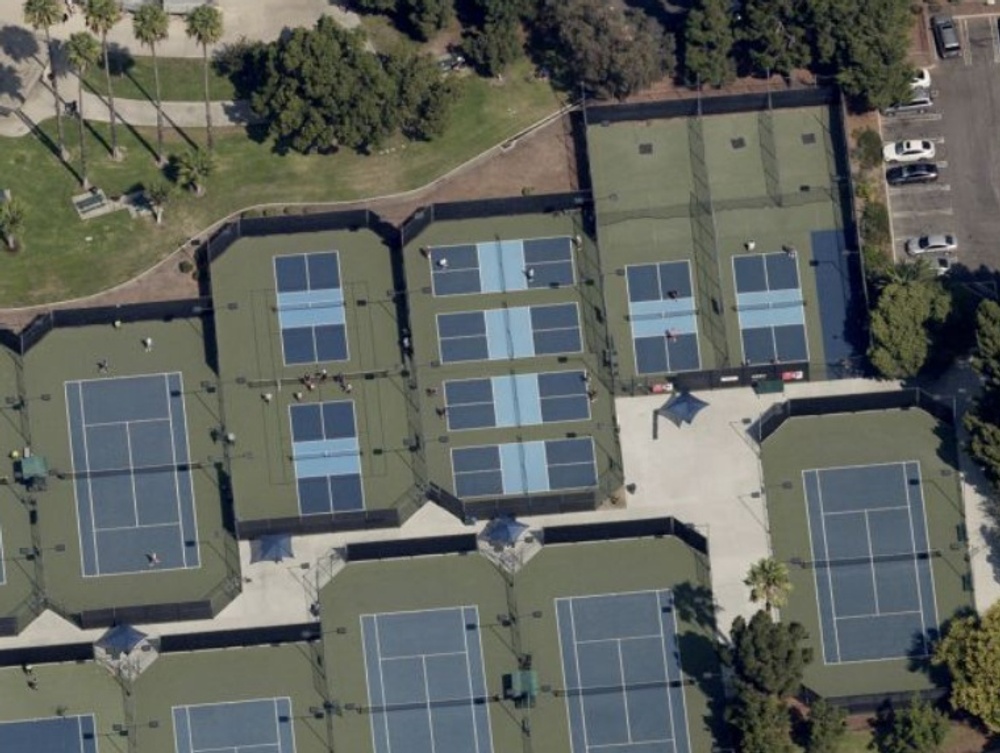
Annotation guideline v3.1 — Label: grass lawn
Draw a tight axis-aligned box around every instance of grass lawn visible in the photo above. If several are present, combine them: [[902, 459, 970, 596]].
[[0, 58, 563, 307], [84, 55, 237, 103]]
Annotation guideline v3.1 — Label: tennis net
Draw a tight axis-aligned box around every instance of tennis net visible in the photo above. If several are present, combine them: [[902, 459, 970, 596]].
[[795, 550, 941, 570], [630, 308, 697, 321], [59, 462, 198, 480], [734, 299, 804, 312]]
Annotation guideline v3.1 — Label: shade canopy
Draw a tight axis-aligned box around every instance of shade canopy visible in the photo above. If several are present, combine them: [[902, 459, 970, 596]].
[[250, 534, 294, 563], [658, 392, 709, 427], [95, 624, 147, 657], [483, 516, 529, 547]]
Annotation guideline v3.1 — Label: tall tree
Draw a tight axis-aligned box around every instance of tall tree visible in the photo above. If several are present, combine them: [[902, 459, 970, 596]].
[[933, 603, 1000, 731], [23, 0, 67, 160], [744, 557, 792, 613], [175, 147, 215, 196], [683, 0, 736, 87], [739, 0, 809, 77], [0, 197, 27, 252], [868, 279, 951, 379], [971, 300, 1000, 388], [726, 683, 795, 753], [84, 0, 122, 160], [806, 698, 847, 753], [185, 4, 223, 150], [408, 0, 452, 41], [722, 611, 812, 697], [132, 3, 169, 165], [875, 697, 948, 753], [66, 31, 101, 189]]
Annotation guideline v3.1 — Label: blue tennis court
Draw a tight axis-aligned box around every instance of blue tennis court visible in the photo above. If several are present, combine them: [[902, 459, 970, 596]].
[[626, 261, 701, 374], [65, 373, 200, 577], [803, 461, 939, 664], [289, 400, 364, 515], [0, 714, 98, 753], [274, 251, 348, 366], [430, 236, 575, 296], [451, 437, 596, 498], [172, 698, 296, 753], [437, 304, 582, 364], [733, 252, 808, 364], [361, 606, 493, 753], [556, 590, 691, 753], [443, 370, 590, 431]]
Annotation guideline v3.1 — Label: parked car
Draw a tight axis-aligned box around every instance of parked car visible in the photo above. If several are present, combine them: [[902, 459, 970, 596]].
[[932, 15, 961, 59], [905, 233, 958, 255], [886, 162, 939, 186], [883, 90, 933, 116], [883, 139, 936, 163], [911, 67, 932, 90]]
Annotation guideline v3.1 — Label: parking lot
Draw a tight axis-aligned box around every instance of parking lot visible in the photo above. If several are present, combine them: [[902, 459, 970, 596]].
[[882, 14, 1000, 272]]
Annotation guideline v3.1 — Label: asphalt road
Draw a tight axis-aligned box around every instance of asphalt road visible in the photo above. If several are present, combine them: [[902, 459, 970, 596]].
[[883, 13, 1000, 274]]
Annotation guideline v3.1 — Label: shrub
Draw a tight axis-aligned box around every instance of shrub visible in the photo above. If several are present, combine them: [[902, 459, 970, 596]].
[[854, 128, 884, 171]]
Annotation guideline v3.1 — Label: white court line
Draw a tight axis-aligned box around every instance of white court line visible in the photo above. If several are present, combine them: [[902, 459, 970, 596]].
[[656, 591, 682, 753], [588, 741, 675, 750], [823, 503, 909, 517], [359, 617, 385, 753], [94, 522, 180, 534], [568, 600, 592, 753], [123, 422, 141, 528], [373, 616, 394, 753], [167, 374, 197, 567], [835, 609, 922, 621], [863, 511, 881, 615], [904, 461, 933, 653], [421, 656, 437, 753], [814, 472, 845, 663], [460, 607, 483, 753], [574, 634, 662, 645], [76, 385, 102, 576], [615, 639, 633, 745], [382, 650, 469, 662], [809, 460, 909, 474], [83, 416, 170, 429]]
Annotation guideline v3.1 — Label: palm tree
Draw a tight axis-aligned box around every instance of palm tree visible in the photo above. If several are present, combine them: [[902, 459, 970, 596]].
[[66, 31, 101, 189], [84, 0, 122, 160], [744, 557, 792, 613], [185, 5, 223, 149], [0, 197, 27, 251], [132, 3, 169, 165], [23, 0, 67, 160], [146, 179, 171, 224], [175, 147, 215, 196]]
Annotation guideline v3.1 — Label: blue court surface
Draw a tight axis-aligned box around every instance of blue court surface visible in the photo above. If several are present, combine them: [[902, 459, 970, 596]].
[[443, 370, 590, 431], [733, 252, 808, 364], [803, 461, 939, 664], [0, 714, 98, 753], [626, 261, 701, 375], [289, 400, 364, 515], [430, 236, 575, 296], [172, 698, 296, 753], [451, 437, 597, 498], [556, 590, 691, 753], [274, 251, 349, 366], [65, 374, 200, 577], [436, 304, 582, 364], [361, 606, 494, 753]]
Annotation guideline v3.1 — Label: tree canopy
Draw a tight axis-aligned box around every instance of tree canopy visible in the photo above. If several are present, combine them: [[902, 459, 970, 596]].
[[352, 0, 452, 41], [683, 0, 736, 87], [722, 610, 812, 697], [806, 699, 847, 753], [868, 279, 951, 379], [250, 15, 455, 154], [726, 684, 795, 753], [738, 0, 809, 76], [744, 557, 792, 612], [874, 697, 949, 753], [536, 0, 671, 99], [933, 603, 1000, 732]]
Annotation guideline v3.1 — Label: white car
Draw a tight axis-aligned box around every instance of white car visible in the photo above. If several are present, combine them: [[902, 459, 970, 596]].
[[911, 67, 931, 90], [905, 233, 957, 256], [883, 139, 936, 163]]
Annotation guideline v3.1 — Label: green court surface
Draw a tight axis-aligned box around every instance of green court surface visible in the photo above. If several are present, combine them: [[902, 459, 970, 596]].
[[762, 408, 972, 698], [403, 212, 623, 507], [588, 105, 850, 385], [211, 229, 418, 526], [18, 318, 237, 622], [320, 536, 723, 753]]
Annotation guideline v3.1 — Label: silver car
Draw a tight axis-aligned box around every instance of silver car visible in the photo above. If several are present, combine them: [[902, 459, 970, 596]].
[[905, 234, 958, 255]]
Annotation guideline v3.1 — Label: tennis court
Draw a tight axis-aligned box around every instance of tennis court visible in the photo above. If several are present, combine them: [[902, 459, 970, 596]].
[[289, 400, 364, 516], [436, 304, 582, 364], [443, 370, 590, 431], [172, 698, 296, 753], [733, 252, 808, 364], [361, 606, 493, 753], [556, 590, 691, 753], [452, 437, 597, 498], [65, 373, 200, 577], [430, 236, 575, 296], [626, 261, 701, 375], [274, 251, 348, 366], [0, 715, 98, 753], [803, 461, 939, 664]]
